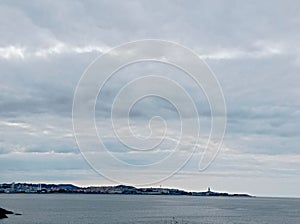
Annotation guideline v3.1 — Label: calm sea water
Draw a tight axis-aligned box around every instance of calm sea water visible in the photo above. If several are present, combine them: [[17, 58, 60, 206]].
[[0, 194, 300, 224]]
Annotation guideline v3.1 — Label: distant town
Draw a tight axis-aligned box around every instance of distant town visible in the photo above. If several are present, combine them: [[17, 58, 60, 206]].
[[0, 183, 252, 197]]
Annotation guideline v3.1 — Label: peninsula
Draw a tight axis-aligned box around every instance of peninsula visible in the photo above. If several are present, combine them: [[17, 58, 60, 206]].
[[0, 183, 252, 197]]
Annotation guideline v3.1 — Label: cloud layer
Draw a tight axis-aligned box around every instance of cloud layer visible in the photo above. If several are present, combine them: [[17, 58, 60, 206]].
[[0, 0, 300, 196]]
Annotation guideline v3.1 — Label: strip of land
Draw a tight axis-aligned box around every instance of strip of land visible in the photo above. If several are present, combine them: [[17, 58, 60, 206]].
[[0, 183, 252, 197]]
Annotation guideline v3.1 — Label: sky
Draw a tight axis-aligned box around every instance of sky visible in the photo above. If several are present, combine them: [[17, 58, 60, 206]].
[[0, 0, 300, 197]]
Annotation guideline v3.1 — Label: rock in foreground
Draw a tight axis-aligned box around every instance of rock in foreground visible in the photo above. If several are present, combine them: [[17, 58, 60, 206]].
[[0, 208, 15, 219]]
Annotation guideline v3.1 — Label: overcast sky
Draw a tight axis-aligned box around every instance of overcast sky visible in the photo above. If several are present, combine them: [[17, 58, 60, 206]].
[[0, 0, 300, 197]]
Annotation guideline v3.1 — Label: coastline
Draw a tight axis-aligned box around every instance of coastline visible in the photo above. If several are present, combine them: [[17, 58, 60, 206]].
[[0, 183, 253, 198]]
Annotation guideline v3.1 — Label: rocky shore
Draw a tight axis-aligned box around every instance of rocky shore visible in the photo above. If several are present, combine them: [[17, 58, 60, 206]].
[[0, 207, 21, 219]]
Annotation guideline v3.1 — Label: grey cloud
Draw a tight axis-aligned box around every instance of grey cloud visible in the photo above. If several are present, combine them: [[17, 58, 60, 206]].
[[0, 0, 300, 195]]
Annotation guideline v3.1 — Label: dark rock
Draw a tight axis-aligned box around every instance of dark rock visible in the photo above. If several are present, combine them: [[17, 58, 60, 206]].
[[0, 208, 14, 219], [0, 213, 8, 219]]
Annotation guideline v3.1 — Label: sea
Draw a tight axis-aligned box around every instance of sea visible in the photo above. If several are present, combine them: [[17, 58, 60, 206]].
[[0, 194, 300, 224]]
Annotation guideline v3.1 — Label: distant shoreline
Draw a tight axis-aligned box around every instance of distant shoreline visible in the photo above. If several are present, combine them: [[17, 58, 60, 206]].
[[0, 183, 253, 198]]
